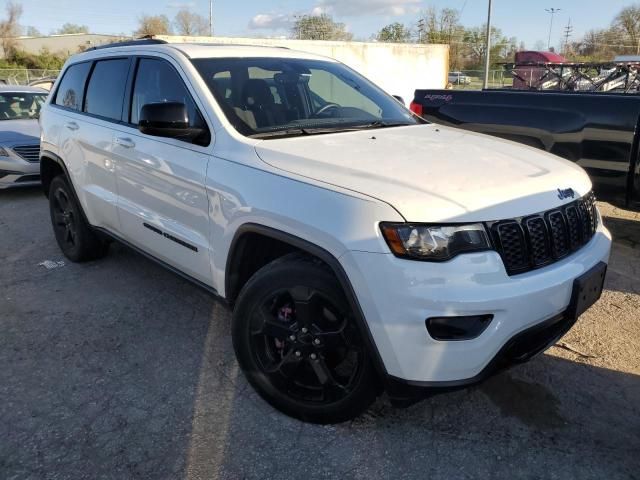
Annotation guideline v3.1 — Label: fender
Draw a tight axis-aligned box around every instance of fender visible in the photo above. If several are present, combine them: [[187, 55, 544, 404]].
[[39, 150, 93, 228], [40, 150, 69, 196], [226, 223, 389, 382]]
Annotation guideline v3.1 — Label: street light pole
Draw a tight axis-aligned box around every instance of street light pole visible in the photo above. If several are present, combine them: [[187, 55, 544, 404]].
[[483, 0, 493, 89], [545, 7, 561, 50], [209, 0, 213, 37]]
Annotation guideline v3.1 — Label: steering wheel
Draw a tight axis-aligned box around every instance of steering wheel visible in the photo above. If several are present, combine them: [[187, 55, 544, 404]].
[[313, 103, 341, 117]]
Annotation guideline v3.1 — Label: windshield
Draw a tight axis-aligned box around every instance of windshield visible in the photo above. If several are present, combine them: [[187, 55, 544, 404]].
[[0, 93, 47, 120], [192, 57, 422, 138]]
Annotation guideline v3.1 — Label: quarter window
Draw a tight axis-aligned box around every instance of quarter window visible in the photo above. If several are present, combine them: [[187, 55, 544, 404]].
[[84, 59, 130, 121], [54, 62, 91, 111]]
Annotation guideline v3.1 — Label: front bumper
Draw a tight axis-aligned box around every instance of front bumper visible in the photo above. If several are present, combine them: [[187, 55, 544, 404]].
[[0, 145, 40, 188], [339, 222, 611, 384], [0, 141, 40, 189]]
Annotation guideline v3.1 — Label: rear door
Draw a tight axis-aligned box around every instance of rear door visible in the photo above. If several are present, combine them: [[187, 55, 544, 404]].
[[77, 57, 132, 232], [112, 56, 214, 285], [49, 58, 132, 232]]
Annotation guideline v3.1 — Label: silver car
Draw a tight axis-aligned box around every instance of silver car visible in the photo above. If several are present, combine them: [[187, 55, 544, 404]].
[[0, 85, 48, 188]]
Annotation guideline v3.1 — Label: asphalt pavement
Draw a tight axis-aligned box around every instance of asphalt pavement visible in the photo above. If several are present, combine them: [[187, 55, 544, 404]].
[[1, 187, 639, 480]]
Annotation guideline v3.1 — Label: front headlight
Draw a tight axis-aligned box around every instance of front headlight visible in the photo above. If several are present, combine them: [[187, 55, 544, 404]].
[[380, 223, 491, 261], [0, 146, 9, 156]]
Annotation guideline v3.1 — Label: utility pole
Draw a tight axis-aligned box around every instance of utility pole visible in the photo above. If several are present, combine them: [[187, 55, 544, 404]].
[[483, 0, 493, 89], [209, 0, 213, 37], [563, 18, 573, 54], [417, 18, 425, 43], [545, 7, 561, 51]]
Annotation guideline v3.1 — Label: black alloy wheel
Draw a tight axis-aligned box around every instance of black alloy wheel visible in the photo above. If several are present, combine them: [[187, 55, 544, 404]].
[[232, 254, 378, 423], [48, 175, 109, 262]]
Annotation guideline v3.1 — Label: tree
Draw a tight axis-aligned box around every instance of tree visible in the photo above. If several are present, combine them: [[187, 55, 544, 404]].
[[292, 14, 353, 41], [55, 23, 89, 35], [26, 26, 41, 37], [135, 15, 172, 37], [376, 23, 411, 43], [417, 7, 465, 69], [613, 5, 640, 52], [173, 9, 209, 36], [463, 25, 516, 69], [0, 2, 23, 58]]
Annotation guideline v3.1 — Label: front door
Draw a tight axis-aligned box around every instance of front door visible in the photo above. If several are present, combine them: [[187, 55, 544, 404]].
[[113, 56, 214, 285]]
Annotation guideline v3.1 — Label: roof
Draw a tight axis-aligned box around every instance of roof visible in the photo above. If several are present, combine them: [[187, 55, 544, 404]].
[[0, 85, 48, 93], [77, 40, 336, 63]]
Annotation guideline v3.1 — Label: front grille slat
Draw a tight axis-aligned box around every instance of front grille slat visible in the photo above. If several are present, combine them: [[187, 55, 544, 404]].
[[524, 216, 551, 266], [12, 144, 40, 163], [491, 192, 598, 276]]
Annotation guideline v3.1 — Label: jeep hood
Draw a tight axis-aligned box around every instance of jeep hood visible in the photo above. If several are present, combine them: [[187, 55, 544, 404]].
[[254, 124, 592, 222]]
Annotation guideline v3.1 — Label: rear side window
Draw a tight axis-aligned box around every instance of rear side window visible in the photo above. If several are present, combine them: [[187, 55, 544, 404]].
[[130, 58, 202, 130], [54, 62, 91, 111], [84, 59, 130, 121]]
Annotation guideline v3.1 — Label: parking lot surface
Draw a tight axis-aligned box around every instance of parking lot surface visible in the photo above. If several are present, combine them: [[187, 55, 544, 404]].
[[1, 188, 639, 480]]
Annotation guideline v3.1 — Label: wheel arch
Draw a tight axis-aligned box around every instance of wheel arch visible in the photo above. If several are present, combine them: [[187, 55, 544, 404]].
[[40, 150, 68, 198], [225, 223, 388, 380]]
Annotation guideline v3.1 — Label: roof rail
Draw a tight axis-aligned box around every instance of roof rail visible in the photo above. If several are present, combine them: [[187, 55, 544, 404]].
[[86, 37, 168, 51]]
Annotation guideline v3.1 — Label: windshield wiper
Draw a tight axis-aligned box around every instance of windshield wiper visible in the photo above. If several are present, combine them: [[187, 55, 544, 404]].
[[248, 128, 312, 139], [350, 120, 412, 130], [249, 121, 413, 139]]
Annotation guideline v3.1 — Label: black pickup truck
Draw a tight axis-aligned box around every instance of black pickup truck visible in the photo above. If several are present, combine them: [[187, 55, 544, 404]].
[[410, 90, 640, 207]]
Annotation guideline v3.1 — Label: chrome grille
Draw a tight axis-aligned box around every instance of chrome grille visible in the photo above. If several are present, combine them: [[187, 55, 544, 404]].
[[12, 144, 40, 163], [490, 192, 598, 276]]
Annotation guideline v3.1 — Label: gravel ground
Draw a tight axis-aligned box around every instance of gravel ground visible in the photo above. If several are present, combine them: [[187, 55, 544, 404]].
[[1, 188, 639, 480]]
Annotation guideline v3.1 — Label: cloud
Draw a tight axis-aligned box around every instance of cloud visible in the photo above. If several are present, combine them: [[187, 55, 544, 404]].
[[317, 0, 421, 17], [248, 13, 295, 30], [249, 0, 418, 31]]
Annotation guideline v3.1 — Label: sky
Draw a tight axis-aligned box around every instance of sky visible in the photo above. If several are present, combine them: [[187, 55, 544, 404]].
[[10, 0, 636, 50]]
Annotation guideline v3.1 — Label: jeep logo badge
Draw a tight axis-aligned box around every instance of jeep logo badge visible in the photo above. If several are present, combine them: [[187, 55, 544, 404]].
[[557, 188, 575, 200]]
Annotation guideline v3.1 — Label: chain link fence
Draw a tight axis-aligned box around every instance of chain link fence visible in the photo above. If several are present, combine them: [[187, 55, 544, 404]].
[[0, 69, 61, 87], [449, 69, 513, 90]]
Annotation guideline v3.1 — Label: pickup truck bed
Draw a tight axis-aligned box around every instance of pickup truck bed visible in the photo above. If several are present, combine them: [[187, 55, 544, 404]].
[[411, 89, 640, 206]]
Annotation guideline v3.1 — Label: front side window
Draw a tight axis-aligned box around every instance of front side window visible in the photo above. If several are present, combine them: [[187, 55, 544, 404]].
[[193, 57, 421, 138], [0, 93, 47, 120], [131, 58, 202, 130], [54, 62, 91, 111], [84, 58, 130, 121]]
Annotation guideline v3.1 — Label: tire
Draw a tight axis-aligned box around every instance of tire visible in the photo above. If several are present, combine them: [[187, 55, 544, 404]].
[[232, 254, 379, 424], [48, 175, 109, 262]]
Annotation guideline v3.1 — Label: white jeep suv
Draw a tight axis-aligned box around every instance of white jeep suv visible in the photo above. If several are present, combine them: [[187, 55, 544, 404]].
[[39, 39, 611, 423]]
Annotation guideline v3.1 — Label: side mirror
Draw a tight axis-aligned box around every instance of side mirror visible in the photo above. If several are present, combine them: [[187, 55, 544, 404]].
[[392, 95, 405, 104], [138, 102, 204, 141]]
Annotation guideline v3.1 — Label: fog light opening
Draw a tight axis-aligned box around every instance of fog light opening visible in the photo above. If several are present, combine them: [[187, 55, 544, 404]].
[[426, 314, 494, 341]]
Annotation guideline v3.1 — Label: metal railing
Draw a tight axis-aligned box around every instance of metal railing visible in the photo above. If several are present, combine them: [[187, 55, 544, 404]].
[[0, 69, 61, 86]]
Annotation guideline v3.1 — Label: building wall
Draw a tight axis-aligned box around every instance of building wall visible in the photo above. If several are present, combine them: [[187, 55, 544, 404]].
[[158, 36, 449, 105], [4, 34, 124, 58], [3, 34, 449, 103]]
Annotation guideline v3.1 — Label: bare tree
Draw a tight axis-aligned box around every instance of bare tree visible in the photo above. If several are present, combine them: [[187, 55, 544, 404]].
[[55, 23, 89, 35], [418, 7, 464, 68], [135, 15, 172, 37], [613, 5, 640, 53], [292, 14, 353, 41], [26, 25, 40, 36], [173, 9, 209, 36], [0, 2, 23, 58], [377, 23, 412, 43]]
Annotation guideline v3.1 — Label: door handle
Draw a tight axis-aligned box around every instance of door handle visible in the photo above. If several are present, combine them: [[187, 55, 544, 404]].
[[115, 137, 136, 149], [65, 122, 79, 131]]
